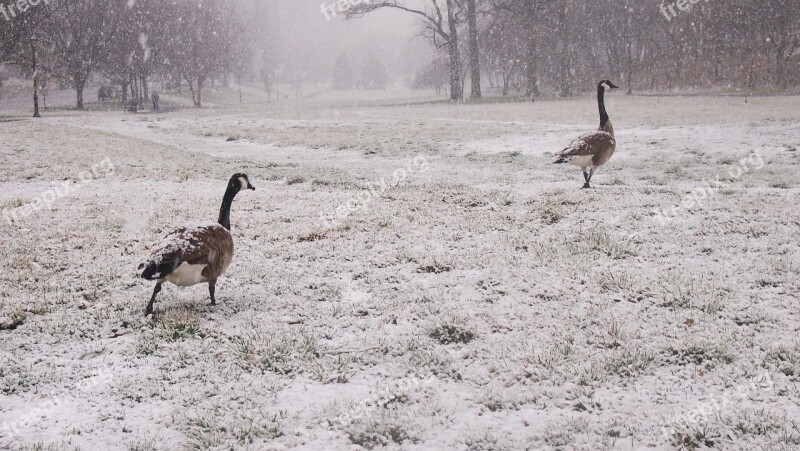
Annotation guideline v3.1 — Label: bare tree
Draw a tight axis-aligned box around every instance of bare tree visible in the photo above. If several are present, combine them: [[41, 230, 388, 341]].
[[47, 0, 112, 109], [413, 57, 449, 95], [101, 0, 167, 109], [487, 0, 555, 99], [738, 0, 800, 89], [0, 6, 28, 65], [162, 0, 235, 108], [466, 0, 481, 98], [348, 0, 466, 101]]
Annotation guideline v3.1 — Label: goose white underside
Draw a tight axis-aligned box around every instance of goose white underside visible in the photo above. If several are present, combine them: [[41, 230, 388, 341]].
[[569, 155, 595, 168], [164, 262, 209, 287]]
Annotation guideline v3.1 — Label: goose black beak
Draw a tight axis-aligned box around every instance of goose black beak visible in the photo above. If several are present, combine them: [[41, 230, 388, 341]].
[[609, 83, 620, 89], [248, 185, 256, 191]]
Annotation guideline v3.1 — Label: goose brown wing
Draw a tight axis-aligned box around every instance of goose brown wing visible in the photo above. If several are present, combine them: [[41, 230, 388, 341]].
[[140, 222, 233, 280], [554, 131, 615, 164]]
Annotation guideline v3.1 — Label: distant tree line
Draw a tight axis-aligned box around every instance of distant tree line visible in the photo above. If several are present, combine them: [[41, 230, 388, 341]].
[[332, 53, 388, 90], [1, 0, 797, 109], [350, 0, 800, 101], [0, 0, 280, 109]]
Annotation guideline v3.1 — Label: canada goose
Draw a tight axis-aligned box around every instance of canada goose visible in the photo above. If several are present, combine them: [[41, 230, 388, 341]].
[[139, 174, 256, 316], [554, 80, 619, 189]]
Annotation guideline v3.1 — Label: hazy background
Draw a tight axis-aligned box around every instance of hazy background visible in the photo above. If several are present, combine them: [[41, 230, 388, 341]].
[[0, 0, 797, 112], [266, 0, 432, 87]]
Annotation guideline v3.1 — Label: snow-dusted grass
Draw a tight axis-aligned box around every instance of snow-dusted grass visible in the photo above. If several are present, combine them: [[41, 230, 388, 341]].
[[1, 94, 799, 450]]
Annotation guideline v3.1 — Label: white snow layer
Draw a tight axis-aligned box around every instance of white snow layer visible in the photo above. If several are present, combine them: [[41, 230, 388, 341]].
[[0, 94, 799, 450]]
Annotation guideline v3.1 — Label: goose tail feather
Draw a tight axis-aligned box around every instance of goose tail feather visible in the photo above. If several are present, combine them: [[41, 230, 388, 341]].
[[553, 153, 573, 164]]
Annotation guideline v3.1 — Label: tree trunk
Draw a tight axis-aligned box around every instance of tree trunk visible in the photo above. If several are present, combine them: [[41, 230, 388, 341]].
[[467, 0, 481, 99], [524, 0, 540, 100], [557, 5, 572, 97], [130, 73, 138, 108], [42, 77, 48, 111], [140, 75, 149, 108], [195, 76, 204, 108], [625, 41, 634, 95], [774, 34, 793, 89], [186, 75, 197, 106], [445, 0, 463, 101], [75, 78, 85, 110], [775, 51, 786, 89], [747, 59, 756, 89]]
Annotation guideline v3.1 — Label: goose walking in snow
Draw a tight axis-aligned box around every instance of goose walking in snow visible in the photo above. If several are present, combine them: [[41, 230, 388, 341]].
[[139, 174, 256, 316], [554, 80, 619, 189]]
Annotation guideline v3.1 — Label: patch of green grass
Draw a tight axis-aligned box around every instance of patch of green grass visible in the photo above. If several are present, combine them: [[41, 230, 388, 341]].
[[461, 431, 516, 450], [763, 346, 799, 378], [345, 414, 413, 449], [429, 324, 475, 345], [159, 312, 203, 342], [417, 259, 453, 274], [604, 348, 655, 379], [670, 427, 718, 449], [184, 410, 285, 449], [233, 328, 320, 376], [298, 230, 328, 242], [665, 344, 736, 369], [541, 205, 563, 225], [0, 311, 26, 331]]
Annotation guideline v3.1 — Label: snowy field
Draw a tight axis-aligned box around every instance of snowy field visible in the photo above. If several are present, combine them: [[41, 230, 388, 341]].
[[1, 93, 799, 450]]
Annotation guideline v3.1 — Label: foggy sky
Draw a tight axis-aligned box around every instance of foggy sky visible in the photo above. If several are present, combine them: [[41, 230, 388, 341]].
[[270, 0, 433, 86]]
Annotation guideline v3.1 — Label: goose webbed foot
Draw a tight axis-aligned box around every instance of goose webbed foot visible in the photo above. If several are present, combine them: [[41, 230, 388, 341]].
[[581, 170, 593, 189], [583, 168, 596, 189]]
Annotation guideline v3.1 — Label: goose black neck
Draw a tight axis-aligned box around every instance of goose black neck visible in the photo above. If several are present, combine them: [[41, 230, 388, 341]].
[[217, 185, 238, 231], [598, 86, 609, 128]]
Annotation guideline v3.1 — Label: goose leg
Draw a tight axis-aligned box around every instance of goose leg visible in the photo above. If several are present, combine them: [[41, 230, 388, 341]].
[[209, 279, 217, 306], [145, 282, 162, 317], [582, 169, 591, 189], [584, 168, 596, 189]]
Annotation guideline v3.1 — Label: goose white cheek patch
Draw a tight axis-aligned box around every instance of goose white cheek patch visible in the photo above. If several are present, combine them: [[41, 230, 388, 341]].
[[239, 177, 248, 190]]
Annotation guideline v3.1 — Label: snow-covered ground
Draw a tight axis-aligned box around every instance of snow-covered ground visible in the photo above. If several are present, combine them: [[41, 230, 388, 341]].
[[1, 93, 799, 450]]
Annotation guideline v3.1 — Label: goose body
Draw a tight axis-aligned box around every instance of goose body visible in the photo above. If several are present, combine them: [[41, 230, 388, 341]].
[[140, 174, 255, 316], [554, 80, 619, 189], [141, 221, 234, 286], [557, 130, 616, 168]]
